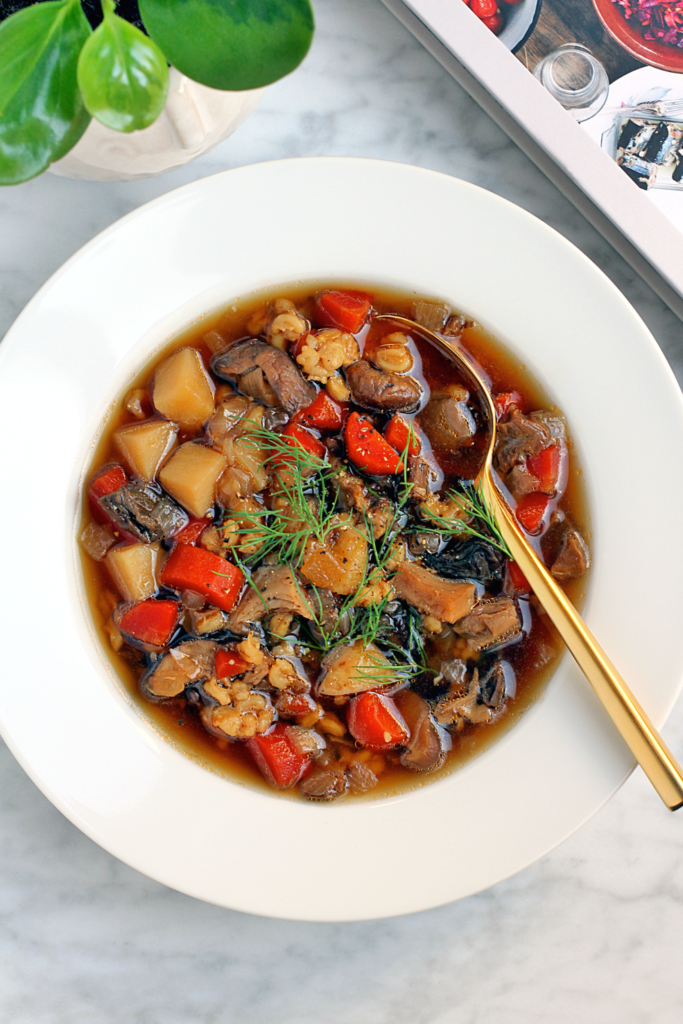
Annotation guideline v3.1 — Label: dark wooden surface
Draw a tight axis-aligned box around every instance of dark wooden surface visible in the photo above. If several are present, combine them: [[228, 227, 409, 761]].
[[515, 0, 643, 82]]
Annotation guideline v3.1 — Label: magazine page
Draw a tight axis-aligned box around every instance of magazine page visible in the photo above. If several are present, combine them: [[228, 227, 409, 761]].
[[381, 0, 683, 320], [516, 0, 683, 226]]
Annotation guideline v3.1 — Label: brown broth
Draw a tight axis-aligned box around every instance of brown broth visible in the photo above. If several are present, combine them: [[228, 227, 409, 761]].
[[79, 282, 590, 801]]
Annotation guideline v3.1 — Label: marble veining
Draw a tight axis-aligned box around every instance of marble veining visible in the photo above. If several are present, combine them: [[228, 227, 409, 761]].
[[1, 1, 683, 1020]]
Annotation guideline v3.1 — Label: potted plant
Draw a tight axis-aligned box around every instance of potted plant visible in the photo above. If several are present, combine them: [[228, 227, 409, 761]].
[[0, 0, 315, 184]]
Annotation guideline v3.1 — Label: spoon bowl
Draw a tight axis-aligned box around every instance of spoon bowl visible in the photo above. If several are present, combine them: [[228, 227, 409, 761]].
[[375, 313, 683, 810]]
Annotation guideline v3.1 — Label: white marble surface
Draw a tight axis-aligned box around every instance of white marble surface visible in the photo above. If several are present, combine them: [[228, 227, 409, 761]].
[[2, 0, 683, 1019]]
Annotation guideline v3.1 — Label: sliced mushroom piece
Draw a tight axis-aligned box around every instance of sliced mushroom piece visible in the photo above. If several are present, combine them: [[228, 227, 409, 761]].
[[347, 761, 379, 794], [417, 384, 476, 450], [335, 469, 392, 539], [139, 640, 218, 702], [99, 481, 188, 543], [236, 366, 280, 407], [407, 454, 437, 500], [478, 659, 512, 709], [394, 690, 451, 773], [423, 538, 507, 587], [411, 299, 449, 332], [211, 340, 316, 413], [344, 359, 423, 413], [551, 525, 590, 582], [493, 407, 551, 476], [300, 767, 349, 801], [433, 669, 492, 728], [393, 561, 478, 624], [454, 596, 521, 652], [227, 565, 314, 634], [286, 725, 327, 759], [504, 462, 542, 501]]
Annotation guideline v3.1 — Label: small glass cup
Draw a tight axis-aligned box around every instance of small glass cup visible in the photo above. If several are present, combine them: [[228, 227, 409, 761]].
[[534, 44, 609, 123]]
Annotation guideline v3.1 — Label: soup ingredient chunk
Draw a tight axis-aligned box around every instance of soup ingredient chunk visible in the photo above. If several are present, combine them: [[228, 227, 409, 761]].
[[227, 565, 314, 633], [316, 289, 372, 334], [160, 544, 244, 612], [395, 690, 450, 773], [550, 524, 590, 582], [454, 596, 521, 651], [114, 419, 178, 480], [140, 639, 218, 701], [318, 640, 396, 696], [344, 412, 404, 475], [393, 562, 477, 623], [347, 692, 409, 751], [105, 541, 161, 602], [301, 520, 367, 594], [345, 359, 423, 412], [152, 347, 215, 430], [211, 340, 316, 413], [247, 723, 313, 788], [418, 385, 476, 450], [158, 443, 227, 518], [205, 690, 274, 739], [116, 599, 180, 651], [99, 480, 188, 542]]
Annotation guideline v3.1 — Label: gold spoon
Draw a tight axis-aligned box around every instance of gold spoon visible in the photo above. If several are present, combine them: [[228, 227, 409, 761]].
[[375, 314, 683, 810]]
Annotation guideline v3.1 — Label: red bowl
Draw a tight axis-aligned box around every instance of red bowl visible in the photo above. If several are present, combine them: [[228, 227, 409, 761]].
[[592, 0, 683, 72]]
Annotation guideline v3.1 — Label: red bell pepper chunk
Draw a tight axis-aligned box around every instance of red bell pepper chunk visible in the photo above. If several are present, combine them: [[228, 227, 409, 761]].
[[174, 516, 213, 546], [506, 558, 531, 594], [214, 647, 251, 678], [247, 724, 312, 788], [347, 692, 409, 751], [494, 391, 524, 419], [88, 464, 127, 522], [280, 422, 327, 460], [295, 391, 347, 433], [527, 443, 562, 495], [316, 289, 372, 334], [384, 414, 421, 457], [118, 600, 179, 648], [515, 492, 551, 535], [344, 411, 404, 475], [159, 545, 244, 613]]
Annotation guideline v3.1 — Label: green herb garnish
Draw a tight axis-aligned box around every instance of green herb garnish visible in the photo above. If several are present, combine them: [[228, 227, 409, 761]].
[[418, 480, 512, 559]]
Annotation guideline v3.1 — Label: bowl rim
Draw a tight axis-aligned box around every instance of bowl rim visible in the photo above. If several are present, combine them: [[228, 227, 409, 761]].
[[591, 0, 683, 73], [2, 156, 683, 920]]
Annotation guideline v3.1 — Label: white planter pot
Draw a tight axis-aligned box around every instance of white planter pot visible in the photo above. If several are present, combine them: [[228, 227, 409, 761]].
[[50, 67, 266, 182]]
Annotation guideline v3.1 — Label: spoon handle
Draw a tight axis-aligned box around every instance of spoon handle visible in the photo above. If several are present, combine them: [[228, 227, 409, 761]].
[[482, 475, 683, 811]]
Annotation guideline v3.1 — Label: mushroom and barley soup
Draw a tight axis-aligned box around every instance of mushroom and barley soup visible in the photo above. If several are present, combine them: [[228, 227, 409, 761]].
[[80, 284, 590, 801]]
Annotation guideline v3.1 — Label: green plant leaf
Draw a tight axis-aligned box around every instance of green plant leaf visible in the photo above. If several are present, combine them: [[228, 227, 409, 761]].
[[0, 0, 92, 186], [77, 0, 169, 132], [138, 0, 314, 91]]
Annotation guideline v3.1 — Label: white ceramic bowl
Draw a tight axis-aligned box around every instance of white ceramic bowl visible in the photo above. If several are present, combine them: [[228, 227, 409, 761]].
[[500, 0, 542, 52], [49, 68, 266, 182], [1, 158, 682, 921]]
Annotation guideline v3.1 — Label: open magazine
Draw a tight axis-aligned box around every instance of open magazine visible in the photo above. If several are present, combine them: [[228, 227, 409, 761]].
[[380, 0, 683, 321]]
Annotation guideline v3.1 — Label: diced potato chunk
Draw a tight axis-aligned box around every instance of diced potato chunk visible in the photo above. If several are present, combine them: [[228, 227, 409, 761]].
[[158, 443, 227, 518], [114, 418, 178, 480], [152, 347, 215, 430], [318, 640, 396, 696], [301, 523, 367, 595], [105, 541, 160, 602]]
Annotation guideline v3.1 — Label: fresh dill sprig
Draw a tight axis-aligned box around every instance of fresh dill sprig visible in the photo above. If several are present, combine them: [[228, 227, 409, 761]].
[[417, 480, 512, 558], [220, 421, 341, 567]]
